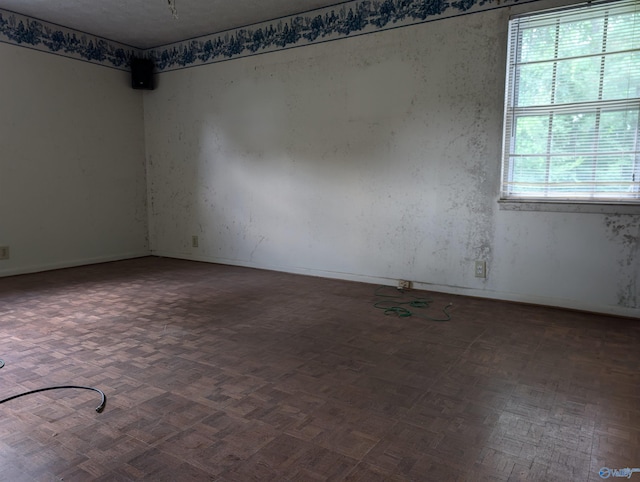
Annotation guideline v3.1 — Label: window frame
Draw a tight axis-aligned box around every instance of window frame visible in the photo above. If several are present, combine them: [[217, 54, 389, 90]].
[[499, 0, 640, 206]]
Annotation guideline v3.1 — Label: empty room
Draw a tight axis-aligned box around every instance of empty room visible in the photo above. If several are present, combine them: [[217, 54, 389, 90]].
[[0, 0, 639, 480]]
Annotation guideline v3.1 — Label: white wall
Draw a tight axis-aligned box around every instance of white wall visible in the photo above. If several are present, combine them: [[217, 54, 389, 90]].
[[0, 44, 149, 276], [142, 0, 638, 318]]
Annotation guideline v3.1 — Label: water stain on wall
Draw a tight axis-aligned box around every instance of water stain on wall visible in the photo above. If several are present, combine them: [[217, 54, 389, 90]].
[[604, 214, 640, 308]]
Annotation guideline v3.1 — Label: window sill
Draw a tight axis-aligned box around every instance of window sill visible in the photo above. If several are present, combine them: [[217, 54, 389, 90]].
[[498, 199, 640, 214]]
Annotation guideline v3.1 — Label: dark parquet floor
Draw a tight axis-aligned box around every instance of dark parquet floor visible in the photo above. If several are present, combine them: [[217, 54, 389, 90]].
[[0, 257, 638, 481]]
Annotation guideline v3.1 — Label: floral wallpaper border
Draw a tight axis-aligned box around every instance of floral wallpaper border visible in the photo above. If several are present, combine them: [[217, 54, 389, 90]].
[[0, 8, 140, 70], [1, 0, 532, 73], [147, 0, 530, 72]]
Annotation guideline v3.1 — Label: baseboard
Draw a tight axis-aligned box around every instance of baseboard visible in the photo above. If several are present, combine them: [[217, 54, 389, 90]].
[[152, 251, 640, 319], [409, 281, 640, 320], [0, 251, 151, 278]]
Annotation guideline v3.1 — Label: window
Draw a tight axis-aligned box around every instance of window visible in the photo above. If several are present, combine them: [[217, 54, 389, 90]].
[[500, 0, 640, 203]]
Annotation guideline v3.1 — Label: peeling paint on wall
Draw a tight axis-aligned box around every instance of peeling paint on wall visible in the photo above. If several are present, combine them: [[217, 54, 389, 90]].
[[604, 215, 640, 308], [143, 0, 639, 318]]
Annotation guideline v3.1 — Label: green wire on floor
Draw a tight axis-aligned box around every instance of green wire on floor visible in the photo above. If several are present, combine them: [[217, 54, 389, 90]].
[[373, 285, 452, 321]]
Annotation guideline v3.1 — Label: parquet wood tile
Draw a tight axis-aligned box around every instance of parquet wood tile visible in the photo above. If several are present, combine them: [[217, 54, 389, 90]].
[[0, 256, 639, 480]]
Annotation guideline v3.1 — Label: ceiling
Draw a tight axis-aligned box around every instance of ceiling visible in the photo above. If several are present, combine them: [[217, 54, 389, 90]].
[[0, 0, 346, 49]]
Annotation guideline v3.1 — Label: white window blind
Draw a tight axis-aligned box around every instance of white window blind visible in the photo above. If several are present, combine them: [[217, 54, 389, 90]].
[[501, 0, 640, 203]]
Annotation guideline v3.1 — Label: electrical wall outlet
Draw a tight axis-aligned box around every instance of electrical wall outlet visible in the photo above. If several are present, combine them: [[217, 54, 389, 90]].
[[0, 246, 9, 260], [475, 260, 486, 278], [192, 235, 199, 248], [398, 280, 412, 290]]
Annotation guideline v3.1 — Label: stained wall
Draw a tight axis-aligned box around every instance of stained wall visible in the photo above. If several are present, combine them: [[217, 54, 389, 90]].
[[0, 0, 636, 317], [143, 0, 639, 317]]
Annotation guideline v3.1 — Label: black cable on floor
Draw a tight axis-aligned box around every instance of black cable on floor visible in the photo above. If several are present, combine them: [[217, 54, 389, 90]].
[[0, 385, 106, 413], [0, 359, 106, 413]]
